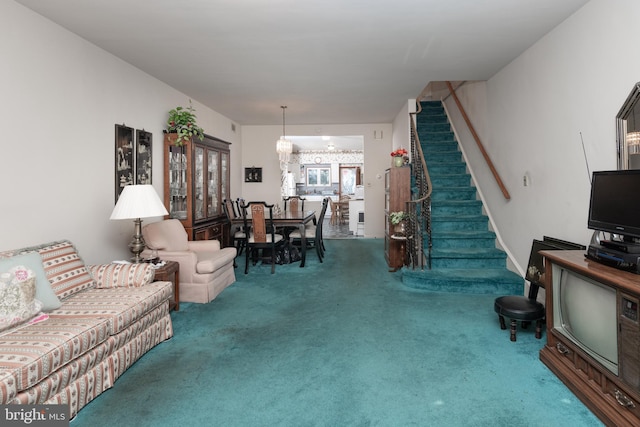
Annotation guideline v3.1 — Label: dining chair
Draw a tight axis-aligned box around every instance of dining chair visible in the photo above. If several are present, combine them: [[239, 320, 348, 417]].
[[339, 195, 350, 224], [289, 197, 329, 262], [240, 201, 285, 274], [329, 198, 340, 225], [235, 198, 245, 217], [283, 195, 305, 212], [223, 198, 246, 260]]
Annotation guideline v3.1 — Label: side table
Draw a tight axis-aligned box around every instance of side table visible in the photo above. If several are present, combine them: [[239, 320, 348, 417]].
[[153, 260, 180, 311], [390, 234, 412, 271]]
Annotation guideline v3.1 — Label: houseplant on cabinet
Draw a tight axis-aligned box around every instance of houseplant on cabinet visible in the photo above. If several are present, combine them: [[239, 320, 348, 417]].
[[166, 100, 205, 146], [390, 148, 408, 167], [389, 211, 409, 236]]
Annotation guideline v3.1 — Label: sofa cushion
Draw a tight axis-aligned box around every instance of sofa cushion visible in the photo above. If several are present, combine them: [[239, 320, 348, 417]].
[[0, 253, 62, 312], [88, 263, 155, 289], [196, 248, 237, 273], [0, 316, 111, 401], [38, 241, 96, 299], [142, 219, 190, 251], [48, 281, 173, 335], [0, 240, 96, 300], [0, 267, 43, 333]]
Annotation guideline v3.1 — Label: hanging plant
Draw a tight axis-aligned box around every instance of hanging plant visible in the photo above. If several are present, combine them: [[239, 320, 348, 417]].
[[166, 100, 205, 146]]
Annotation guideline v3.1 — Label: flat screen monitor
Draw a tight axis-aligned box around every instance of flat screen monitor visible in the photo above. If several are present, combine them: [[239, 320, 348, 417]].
[[588, 170, 640, 242]]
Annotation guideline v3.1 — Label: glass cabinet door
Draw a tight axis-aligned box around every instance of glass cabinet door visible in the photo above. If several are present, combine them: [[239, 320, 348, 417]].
[[220, 152, 229, 213], [617, 83, 640, 170], [168, 145, 187, 220], [194, 146, 205, 221], [207, 149, 220, 218]]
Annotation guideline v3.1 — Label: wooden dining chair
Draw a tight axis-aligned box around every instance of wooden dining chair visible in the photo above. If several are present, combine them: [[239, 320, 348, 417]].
[[223, 198, 246, 260], [283, 196, 305, 211], [239, 201, 284, 274], [329, 198, 340, 225], [339, 195, 350, 224], [289, 197, 329, 262]]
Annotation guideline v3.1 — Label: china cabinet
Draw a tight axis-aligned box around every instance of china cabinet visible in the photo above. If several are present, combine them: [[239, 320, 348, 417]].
[[163, 133, 231, 242]]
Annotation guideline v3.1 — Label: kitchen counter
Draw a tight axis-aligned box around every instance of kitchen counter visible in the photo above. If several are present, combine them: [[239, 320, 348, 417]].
[[299, 194, 338, 202]]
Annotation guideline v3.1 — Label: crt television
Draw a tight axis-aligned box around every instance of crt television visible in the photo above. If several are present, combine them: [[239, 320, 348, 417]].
[[552, 265, 618, 375], [588, 169, 640, 242]]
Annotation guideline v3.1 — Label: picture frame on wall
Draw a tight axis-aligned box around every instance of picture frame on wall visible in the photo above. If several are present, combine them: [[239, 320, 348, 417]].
[[244, 167, 262, 183], [136, 129, 152, 185], [115, 123, 134, 202]]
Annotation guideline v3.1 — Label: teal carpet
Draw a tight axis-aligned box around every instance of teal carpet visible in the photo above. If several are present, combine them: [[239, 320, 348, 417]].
[[72, 239, 602, 426]]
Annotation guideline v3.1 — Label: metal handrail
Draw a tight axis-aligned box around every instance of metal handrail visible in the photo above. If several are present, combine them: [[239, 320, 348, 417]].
[[405, 101, 433, 270]]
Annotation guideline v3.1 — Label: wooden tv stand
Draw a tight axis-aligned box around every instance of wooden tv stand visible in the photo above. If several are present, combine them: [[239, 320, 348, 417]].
[[540, 250, 640, 427]]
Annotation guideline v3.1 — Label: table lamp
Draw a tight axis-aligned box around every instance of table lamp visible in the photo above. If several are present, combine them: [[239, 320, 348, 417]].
[[110, 185, 168, 263]]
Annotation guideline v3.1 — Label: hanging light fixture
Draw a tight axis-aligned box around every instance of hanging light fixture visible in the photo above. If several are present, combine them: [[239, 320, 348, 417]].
[[627, 131, 640, 155], [276, 105, 292, 163]]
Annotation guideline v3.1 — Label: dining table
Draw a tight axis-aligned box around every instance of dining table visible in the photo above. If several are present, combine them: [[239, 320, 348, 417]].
[[232, 209, 316, 267]]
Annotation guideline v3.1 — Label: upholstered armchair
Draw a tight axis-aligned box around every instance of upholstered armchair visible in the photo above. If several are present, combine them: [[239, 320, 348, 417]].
[[141, 219, 237, 304]]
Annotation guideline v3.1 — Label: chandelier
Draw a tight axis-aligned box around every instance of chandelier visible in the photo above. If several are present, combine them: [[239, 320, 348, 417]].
[[276, 105, 292, 163]]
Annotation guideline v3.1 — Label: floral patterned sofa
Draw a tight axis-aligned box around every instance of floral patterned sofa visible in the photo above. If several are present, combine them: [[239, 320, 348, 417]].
[[0, 240, 173, 418]]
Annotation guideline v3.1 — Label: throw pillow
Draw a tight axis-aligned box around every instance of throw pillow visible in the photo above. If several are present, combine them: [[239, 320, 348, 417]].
[[36, 241, 96, 299], [88, 263, 155, 288], [0, 253, 62, 311], [0, 266, 43, 332]]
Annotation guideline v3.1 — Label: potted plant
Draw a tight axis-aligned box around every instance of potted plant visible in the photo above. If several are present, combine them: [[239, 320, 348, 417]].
[[166, 100, 205, 146], [389, 211, 409, 236], [390, 148, 408, 167]]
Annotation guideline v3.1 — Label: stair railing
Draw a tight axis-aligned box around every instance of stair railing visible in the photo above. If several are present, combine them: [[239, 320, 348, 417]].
[[445, 81, 511, 200], [406, 103, 433, 270]]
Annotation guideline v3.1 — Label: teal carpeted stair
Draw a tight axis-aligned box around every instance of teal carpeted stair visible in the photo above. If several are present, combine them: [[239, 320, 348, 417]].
[[402, 100, 524, 295]]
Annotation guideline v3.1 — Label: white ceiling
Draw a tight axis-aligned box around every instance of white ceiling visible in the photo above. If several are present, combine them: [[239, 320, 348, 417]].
[[16, 0, 589, 126]]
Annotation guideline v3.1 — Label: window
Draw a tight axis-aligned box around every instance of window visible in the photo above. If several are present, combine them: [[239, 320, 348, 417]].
[[306, 167, 331, 186]]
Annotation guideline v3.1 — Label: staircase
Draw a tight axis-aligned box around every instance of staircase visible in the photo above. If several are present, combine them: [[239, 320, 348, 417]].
[[402, 101, 523, 295]]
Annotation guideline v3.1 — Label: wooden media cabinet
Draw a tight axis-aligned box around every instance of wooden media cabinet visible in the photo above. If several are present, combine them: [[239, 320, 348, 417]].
[[540, 250, 640, 427]]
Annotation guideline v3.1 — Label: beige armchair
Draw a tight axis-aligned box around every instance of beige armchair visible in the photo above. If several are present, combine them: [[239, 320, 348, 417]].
[[141, 219, 237, 304]]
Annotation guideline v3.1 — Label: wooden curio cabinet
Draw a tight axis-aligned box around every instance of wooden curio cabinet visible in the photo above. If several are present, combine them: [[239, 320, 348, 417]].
[[384, 166, 411, 270], [163, 133, 231, 242]]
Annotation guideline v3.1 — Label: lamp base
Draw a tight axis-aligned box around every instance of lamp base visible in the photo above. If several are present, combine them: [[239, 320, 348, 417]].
[[128, 218, 146, 263]]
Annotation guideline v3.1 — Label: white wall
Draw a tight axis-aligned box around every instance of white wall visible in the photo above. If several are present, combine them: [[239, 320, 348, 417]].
[[0, 1, 241, 263], [241, 123, 392, 237], [392, 99, 416, 155], [445, 0, 640, 273]]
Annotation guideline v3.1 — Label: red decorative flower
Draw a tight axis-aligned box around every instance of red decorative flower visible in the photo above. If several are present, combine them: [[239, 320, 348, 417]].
[[391, 148, 408, 157], [14, 268, 29, 282]]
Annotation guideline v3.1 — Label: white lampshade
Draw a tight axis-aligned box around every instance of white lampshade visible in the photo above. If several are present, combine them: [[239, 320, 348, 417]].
[[111, 185, 168, 220]]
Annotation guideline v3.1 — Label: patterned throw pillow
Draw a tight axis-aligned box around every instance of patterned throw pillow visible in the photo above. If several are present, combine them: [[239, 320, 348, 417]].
[[0, 266, 43, 332], [0, 240, 96, 300], [0, 253, 61, 311], [36, 241, 96, 299], [88, 263, 155, 288]]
